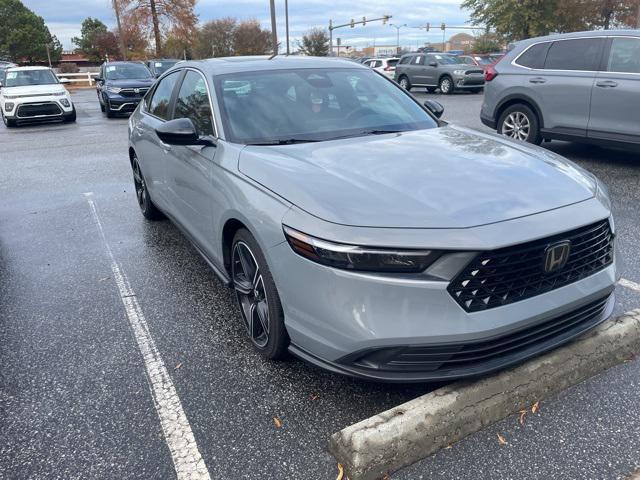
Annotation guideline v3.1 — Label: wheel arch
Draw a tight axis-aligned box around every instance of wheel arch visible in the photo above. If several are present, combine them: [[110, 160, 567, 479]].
[[222, 217, 249, 274], [495, 95, 545, 130]]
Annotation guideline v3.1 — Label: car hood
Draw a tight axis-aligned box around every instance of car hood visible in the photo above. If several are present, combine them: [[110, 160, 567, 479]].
[[238, 126, 597, 229], [106, 78, 155, 88], [1, 84, 66, 96]]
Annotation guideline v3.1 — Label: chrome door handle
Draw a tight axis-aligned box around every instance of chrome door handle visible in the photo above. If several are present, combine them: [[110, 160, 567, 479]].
[[529, 77, 547, 84], [595, 80, 618, 88]]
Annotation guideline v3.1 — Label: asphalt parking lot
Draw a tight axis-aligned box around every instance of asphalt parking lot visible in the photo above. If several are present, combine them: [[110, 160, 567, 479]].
[[1, 88, 639, 479]]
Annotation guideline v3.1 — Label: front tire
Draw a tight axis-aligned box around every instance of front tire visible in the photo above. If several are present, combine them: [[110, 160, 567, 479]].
[[398, 75, 412, 91], [497, 104, 542, 145], [439, 75, 454, 95], [231, 229, 289, 360], [131, 154, 164, 220]]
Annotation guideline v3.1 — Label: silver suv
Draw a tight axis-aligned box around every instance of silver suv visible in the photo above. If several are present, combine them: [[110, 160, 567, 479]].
[[394, 52, 485, 94], [481, 30, 640, 149]]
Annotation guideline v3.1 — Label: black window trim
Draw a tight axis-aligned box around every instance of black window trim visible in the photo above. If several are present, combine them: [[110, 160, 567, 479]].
[[512, 35, 640, 74], [144, 69, 184, 122], [172, 67, 218, 138]]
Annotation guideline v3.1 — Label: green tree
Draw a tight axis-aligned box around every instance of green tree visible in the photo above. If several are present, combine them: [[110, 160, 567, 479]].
[[0, 0, 62, 62], [298, 28, 330, 56], [472, 31, 504, 53], [194, 18, 236, 58], [72, 17, 118, 63]]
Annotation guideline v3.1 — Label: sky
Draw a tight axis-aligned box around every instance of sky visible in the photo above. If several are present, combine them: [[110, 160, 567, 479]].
[[22, 0, 474, 52]]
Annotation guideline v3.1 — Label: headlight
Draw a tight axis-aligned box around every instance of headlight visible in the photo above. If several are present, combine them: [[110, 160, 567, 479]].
[[4, 102, 14, 112], [283, 226, 442, 273], [107, 86, 122, 94], [453, 70, 466, 75], [60, 98, 70, 107]]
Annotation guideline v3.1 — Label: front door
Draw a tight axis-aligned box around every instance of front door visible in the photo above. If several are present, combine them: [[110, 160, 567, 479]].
[[588, 36, 640, 144]]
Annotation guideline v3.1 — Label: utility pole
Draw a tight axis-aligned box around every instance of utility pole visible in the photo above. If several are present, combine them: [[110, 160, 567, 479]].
[[269, 0, 278, 56], [441, 23, 446, 52], [45, 43, 52, 68], [285, 0, 290, 55], [112, 0, 127, 60], [637, 1, 640, 28]]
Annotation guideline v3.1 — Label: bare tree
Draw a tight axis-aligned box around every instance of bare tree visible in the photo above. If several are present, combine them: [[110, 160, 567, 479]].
[[194, 18, 236, 58], [298, 28, 329, 56], [233, 20, 272, 56]]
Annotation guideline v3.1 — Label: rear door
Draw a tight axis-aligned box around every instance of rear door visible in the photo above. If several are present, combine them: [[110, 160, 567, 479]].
[[410, 54, 429, 84], [134, 70, 182, 209], [588, 36, 640, 144], [516, 37, 604, 137], [165, 69, 219, 256]]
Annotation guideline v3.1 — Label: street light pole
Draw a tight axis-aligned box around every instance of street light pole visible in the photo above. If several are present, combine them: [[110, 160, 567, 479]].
[[390, 24, 407, 55], [285, 0, 290, 55], [269, 0, 278, 56]]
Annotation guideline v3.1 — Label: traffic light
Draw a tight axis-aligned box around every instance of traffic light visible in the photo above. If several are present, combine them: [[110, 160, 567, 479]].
[[426, 22, 430, 31], [441, 23, 446, 30], [382, 15, 390, 25], [350, 18, 355, 28], [362, 16, 367, 26]]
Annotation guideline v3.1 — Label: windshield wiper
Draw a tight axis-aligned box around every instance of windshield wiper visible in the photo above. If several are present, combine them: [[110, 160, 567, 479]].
[[246, 138, 321, 146]]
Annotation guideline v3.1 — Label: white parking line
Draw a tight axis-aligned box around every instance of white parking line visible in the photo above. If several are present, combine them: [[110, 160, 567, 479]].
[[84, 193, 211, 480], [620, 278, 640, 293]]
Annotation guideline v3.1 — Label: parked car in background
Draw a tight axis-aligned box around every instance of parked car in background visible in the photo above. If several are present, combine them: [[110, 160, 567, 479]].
[[95, 61, 155, 117], [0, 61, 17, 86], [127, 56, 617, 382], [363, 57, 400, 78], [394, 52, 485, 94], [147, 59, 181, 77], [481, 30, 640, 149], [0, 66, 75, 127], [459, 53, 504, 71]]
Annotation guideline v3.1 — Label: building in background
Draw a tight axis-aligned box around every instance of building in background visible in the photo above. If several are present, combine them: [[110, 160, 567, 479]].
[[331, 45, 355, 57], [446, 33, 475, 53], [361, 45, 397, 57]]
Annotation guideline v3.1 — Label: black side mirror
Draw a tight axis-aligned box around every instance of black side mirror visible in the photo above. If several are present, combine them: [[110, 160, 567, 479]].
[[155, 118, 214, 146], [95, 77, 103, 83], [424, 99, 444, 118], [428, 61, 438, 67]]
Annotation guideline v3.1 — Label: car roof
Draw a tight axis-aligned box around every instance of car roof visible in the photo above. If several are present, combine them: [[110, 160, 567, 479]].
[[6, 66, 52, 72], [104, 61, 147, 66], [513, 29, 640, 48], [172, 56, 368, 76]]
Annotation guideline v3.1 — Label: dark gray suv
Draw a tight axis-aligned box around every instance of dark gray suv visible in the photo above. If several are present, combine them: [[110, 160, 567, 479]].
[[394, 53, 485, 94], [481, 30, 640, 149]]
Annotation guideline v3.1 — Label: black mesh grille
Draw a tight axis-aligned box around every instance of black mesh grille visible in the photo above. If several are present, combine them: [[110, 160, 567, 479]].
[[352, 295, 610, 373], [16, 102, 62, 118], [448, 220, 614, 312], [120, 88, 149, 97]]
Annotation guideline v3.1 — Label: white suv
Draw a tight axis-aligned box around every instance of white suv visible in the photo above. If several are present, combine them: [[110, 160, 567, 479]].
[[0, 66, 75, 127], [363, 57, 400, 78]]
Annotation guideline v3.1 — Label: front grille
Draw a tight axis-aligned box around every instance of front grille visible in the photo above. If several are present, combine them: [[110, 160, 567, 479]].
[[449, 219, 614, 312], [119, 88, 148, 97], [350, 295, 610, 373], [16, 102, 62, 118]]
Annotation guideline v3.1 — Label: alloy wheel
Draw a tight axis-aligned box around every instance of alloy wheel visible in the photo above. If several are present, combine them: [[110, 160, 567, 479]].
[[399, 77, 409, 89], [132, 158, 147, 209], [440, 78, 452, 93], [502, 111, 531, 141], [232, 241, 270, 348]]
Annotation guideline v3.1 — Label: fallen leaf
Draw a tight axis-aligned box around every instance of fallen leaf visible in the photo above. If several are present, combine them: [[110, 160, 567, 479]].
[[519, 409, 527, 426], [99, 277, 110, 282], [381, 474, 391, 480], [336, 462, 344, 480], [310, 394, 319, 401], [531, 401, 540, 414], [497, 433, 508, 445], [174, 363, 183, 370], [445, 444, 453, 449], [273, 416, 283, 428]]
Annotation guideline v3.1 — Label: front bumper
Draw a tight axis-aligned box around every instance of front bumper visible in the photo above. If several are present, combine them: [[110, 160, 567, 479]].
[[271, 205, 619, 382], [453, 74, 485, 89], [104, 93, 144, 114], [2, 96, 73, 121]]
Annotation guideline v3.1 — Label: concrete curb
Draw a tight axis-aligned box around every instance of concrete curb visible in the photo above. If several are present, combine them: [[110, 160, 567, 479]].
[[328, 310, 640, 480]]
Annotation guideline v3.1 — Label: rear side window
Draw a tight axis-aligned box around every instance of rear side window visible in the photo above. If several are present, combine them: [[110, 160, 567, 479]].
[[387, 59, 399, 67], [148, 71, 180, 119], [412, 55, 424, 65], [515, 42, 550, 69], [607, 37, 640, 74], [544, 38, 604, 71]]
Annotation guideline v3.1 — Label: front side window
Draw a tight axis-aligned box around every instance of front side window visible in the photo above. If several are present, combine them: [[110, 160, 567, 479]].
[[398, 56, 411, 65], [105, 63, 153, 80], [544, 38, 604, 71], [607, 37, 640, 74], [174, 70, 214, 136], [215, 68, 438, 145], [148, 71, 180, 120], [4, 69, 58, 87]]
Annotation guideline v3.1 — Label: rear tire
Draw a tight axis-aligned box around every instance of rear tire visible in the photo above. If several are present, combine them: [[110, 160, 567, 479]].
[[131, 154, 164, 220], [231, 228, 289, 360], [439, 75, 454, 95], [497, 104, 542, 145], [398, 75, 412, 91]]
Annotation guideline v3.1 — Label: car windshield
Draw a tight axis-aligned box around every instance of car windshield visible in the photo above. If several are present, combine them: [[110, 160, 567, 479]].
[[105, 63, 152, 80], [431, 55, 464, 65], [4, 69, 58, 87], [215, 68, 439, 145], [153, 61, 178, 75]]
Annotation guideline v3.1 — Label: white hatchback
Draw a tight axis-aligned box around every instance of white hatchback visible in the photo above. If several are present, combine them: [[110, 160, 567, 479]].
[[363, 57, 400, 78], [0, 66, 75, 127]]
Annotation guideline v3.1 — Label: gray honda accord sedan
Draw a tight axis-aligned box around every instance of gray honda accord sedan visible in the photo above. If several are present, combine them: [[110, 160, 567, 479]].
[[128, 56, 619, 382]]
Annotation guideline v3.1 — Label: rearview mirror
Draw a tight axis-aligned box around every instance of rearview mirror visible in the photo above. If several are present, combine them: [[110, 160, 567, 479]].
[[428, 61, 438, 67], [155, 118, 214, 146], [424, 99, 444, 119]]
